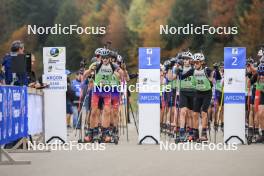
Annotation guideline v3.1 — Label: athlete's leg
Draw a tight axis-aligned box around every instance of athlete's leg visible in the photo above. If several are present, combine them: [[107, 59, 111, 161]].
[[200, 91, 212, 141], [101, 93, 112, 142], [84, 93, 100, 142], [193, 94, 203, 140]]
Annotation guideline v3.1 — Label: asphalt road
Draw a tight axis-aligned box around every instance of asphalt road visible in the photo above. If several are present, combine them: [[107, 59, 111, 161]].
[[1, 124, 264, 176]]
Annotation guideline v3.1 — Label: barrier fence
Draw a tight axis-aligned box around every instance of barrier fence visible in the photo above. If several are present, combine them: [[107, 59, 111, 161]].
[[0, 86, 30, 165]]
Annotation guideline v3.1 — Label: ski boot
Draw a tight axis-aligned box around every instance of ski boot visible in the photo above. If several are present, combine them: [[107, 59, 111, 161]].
[[255, 135, 264, 143], [176, 128, 186, 143], [83, 128, 93, 143], [197, 129, 208, 143], [92, 127, 101, 143], [186, 128, 194, 142], [192, 129, 199, 142], [101, 128, 112, 143], [111, 127, 119, 145], [256, 130, 264, 143], [247, 127, 254, 145], [220, 122, 224, 133]]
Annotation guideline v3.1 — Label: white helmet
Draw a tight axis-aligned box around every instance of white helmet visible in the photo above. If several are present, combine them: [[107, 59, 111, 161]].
[[181, 51, 193, 59], [257, 49, 264, 57], [94, 48, 104, 56], [193, 53, 205, 61], [117, 55, 123, 63]]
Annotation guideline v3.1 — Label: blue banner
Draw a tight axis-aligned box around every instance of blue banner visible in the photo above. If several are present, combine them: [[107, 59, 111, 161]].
[[139, 48, 160, 69], [139, 93, 160, 104], [0, 86, 28, 145], [224, 47, 246, 69], [224, 93, 245, 104]]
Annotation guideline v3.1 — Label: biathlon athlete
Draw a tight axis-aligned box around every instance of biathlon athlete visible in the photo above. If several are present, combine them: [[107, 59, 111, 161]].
[[252, 62, 264, 143], [160, 64, 166, 130], [213, 62, 224, 131], [83, 48, 123, 143], [163, 60, 176, 134], [109, 52, 130, 140], [176, 51, 195, 142], [178, 53, 221, 142]]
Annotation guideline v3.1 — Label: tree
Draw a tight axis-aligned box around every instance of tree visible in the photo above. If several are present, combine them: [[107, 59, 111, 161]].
[[164, 0, 208, 51], [235, 0, 264, 56], [45, 0, 83, 70]]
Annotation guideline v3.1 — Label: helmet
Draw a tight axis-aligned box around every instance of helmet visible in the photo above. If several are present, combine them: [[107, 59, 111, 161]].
[[163, 60, 171, 67], [247, 57, 254, 65], [257, 49, 264, 57], [110, 50, 118, 58], [94, 48, 104, 56], [100, 48, 110, 57], [257, 63, 264, 75], [181, 51, 193, 59], [171, 57, 183, 66], [11, 40, 24, 52], [117, 55, 123, 63], [170, 57, 178, 64], [193, 53, 205, 61], [260, 56, 264, 64]]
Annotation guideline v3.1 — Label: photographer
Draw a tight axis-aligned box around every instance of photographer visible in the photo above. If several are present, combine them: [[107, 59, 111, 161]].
[[2, 40, 27, 85]]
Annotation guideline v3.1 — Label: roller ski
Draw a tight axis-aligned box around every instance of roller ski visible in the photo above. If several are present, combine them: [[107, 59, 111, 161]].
[[100, 128, 119, 144], [175, 128, 187, 143], [83, 128, 101, 143], [196, 129, 209, 143], [186, 128, 195, 142], [109, 127, 119, 145]]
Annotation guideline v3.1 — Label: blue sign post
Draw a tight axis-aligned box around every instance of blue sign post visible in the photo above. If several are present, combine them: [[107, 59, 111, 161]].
[[138, 47, 160, 144], [224, 47, 246, 144]]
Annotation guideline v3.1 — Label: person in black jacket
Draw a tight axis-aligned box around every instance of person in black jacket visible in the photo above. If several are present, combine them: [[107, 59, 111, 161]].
[[66, 77, 75, 128]]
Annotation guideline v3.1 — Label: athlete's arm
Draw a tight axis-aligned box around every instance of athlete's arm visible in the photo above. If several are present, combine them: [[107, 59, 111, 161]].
[[121, 63, 130, 81], [83, 62, 97, 80], [180, 68, 194, 80], [214, 68, 222, 80], [167, 69, 174, 81], [205, 67, 213, 82], [250, 74, 258, 85]]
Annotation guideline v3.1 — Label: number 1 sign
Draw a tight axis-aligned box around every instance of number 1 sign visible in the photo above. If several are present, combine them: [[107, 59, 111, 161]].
[[138, 47, 160, 144]]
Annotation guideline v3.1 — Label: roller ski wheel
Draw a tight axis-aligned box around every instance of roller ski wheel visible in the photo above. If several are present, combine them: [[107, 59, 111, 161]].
[[101, 135, 112, 143], [186, 135, 194, 142], [84, 136, 93, 143]]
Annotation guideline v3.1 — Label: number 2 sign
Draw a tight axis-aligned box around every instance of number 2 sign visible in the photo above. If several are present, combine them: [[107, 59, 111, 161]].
[[224, 47, 246, 69]]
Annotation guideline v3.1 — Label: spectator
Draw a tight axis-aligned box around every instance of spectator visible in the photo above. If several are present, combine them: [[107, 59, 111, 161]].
[[66, 77, 75, 128], [71, 70, 83, 127]]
